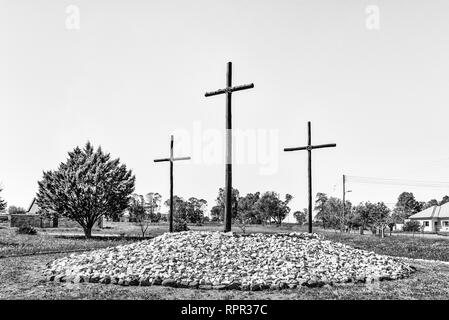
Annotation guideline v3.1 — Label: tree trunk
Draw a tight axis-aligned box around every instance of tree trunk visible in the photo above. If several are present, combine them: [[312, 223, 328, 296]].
[[83, 227, 92, 239]]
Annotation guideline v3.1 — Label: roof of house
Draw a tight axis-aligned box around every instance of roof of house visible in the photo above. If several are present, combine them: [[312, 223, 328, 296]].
[[409, 202, 449, 219], [27, 198, 36, 213]]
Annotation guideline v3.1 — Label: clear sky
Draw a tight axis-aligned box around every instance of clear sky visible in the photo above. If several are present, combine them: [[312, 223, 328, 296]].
[[2, 0, 449, 221]]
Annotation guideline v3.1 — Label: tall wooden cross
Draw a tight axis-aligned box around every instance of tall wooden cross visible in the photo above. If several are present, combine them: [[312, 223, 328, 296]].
[[204, 61, 254, 232], [284, 121, 336, 233], [154, 135, 191, 233]]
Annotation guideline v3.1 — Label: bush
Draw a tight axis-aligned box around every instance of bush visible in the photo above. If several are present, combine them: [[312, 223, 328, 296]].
[[173, 217, 189, 232], [16, 225, 37, 235], [402, 220, 421, 232]]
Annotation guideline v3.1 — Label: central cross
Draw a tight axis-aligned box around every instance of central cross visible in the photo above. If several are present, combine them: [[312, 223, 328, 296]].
[[284, 121, 336, 233], [154, 135, 191, 233], [205, 62, 254, 232]]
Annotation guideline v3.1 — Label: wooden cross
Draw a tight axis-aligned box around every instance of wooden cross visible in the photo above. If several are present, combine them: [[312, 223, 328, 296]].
[[204, 61, 254, 232], [154, 135, 191, 233], [284, 121, 336, 233]]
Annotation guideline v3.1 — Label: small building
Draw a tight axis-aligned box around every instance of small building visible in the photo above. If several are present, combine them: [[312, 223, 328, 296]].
[[10, 198, 103, 229], [409, 203, 449, 232]]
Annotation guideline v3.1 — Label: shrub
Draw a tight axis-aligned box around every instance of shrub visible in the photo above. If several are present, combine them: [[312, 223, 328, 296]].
[[402, 220, 421, 232], [173, 217, 189, 232], [16, 225, 37, 235]]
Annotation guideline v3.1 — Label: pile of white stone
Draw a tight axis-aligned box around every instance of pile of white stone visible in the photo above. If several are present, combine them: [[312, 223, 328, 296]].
[[45, 231, 415, 290]]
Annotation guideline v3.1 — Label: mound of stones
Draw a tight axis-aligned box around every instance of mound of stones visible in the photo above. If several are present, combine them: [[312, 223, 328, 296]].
[[45, 231, 415, 290]]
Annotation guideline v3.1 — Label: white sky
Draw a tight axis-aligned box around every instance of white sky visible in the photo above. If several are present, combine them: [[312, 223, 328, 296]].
[[2, 1, 449, 222]]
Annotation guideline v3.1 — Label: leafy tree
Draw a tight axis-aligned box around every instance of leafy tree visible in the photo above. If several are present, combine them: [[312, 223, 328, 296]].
[[210, 187, 240, 222], [352, 201, 390, 235], [314, 193, 329, 228], [440, 195, 449, 206], [0, 187, 6, 212], [352, 202, 372, 234], [8, 206, 27, 215], [164, 195, 188, 220], [402, 220, 421, 232], [369, 202, 391, 237], [129, 194, 150, 237], [164, 195, 190, 231], [392, 192, 418, 223], [145, 192, 162, 222], [36, 142, 135, 238], [210, 205, 222, 222], [324, 197, 344, 231], [254, 192, 292, 226], [186, 197, 207, 224], [293, 208, 307, 225], [236, 209, 251, 234], [237, 192, 262, 224], [425, 199, 439, 209]]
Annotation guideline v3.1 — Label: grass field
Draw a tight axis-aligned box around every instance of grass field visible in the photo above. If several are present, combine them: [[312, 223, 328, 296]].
[[1, 221, 449, 299]]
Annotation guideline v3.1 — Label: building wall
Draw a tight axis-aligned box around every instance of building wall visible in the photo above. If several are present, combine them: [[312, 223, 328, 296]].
[[10, 214, 103, 229], [10, 214, 53, 228], [413, 219, 433, 232], [411, 218, 449, 232], [440, 219, 449, 232]]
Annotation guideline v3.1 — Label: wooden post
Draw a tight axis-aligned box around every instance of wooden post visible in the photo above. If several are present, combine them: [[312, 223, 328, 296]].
[[205, 62, 254, 232], [342, 174, 345, 233], [154, 135, 191, 233], [284, 121, 337, 233], [307, 122, 312, 234], [169, 136, 174, 233], [225, 62, 232, 232]]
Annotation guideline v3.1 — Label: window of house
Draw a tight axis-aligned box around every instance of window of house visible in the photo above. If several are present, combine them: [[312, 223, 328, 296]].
[[444, 221, 449, 227], [424, 221, 429, 227]]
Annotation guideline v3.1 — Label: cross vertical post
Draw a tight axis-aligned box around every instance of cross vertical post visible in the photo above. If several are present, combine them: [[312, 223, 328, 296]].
[[205, 62, 254, 232], [307, 122, 312, 234], [225, 62, 232, 232], [154, 135, 191, 233], [284, 121, 337, 233], [169, 136, 174, 233], [342, 174, 346, 232]]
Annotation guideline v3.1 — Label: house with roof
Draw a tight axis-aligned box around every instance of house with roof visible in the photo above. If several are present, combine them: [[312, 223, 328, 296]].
[[408, 202, 449, 232], [19, 197, 103, 228]]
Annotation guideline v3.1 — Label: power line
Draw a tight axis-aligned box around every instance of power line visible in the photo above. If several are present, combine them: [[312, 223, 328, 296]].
[[345, 175, 449, 189]]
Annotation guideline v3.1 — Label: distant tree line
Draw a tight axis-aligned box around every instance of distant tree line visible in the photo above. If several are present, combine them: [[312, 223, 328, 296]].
[[209, 188, 293, 230], [8, 141, 448, 239], [313, 191, 449, 236], [0, 187, 6, 212]]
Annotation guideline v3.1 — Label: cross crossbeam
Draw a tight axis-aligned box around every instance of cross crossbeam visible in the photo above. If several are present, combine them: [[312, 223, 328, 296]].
[[154, 135, 191, 233], [205, 83, 254, 97], [284, 121, 336, 233], [204, 62, 254, 232]]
